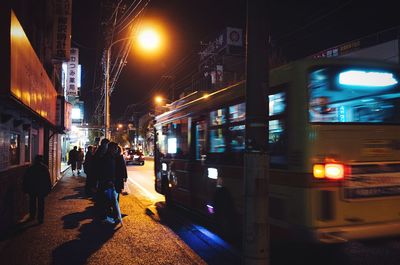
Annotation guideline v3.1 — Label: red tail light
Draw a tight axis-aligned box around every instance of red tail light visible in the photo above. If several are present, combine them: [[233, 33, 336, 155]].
[[313, 163, 344, 180], [325, 163, 344, 180]]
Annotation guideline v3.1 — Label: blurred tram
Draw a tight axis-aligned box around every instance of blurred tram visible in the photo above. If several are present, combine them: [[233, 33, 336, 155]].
[[154, 58, 400, 243]]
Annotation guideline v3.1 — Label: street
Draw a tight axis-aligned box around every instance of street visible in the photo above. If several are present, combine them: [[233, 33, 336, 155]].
[[124, 159, 242, 265], [127, 159, 400, 265], [1, 159, 400, 264]]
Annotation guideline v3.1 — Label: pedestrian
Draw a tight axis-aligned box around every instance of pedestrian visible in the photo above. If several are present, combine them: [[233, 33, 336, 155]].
[[84, 145, 95, 195], [100, 142, 123, 225], [115, 145, 128, 201], [76, 147, 84, 175], [22, 155, 52, 224], [68, 146, 78, 176], [92, 138, 110, 218]]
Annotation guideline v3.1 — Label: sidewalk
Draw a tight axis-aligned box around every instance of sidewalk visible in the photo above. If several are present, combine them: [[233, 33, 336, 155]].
[[0, 169, 206, 265]]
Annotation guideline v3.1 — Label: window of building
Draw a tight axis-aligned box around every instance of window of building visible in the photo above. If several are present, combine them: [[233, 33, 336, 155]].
[[10, 133, 20, 166]]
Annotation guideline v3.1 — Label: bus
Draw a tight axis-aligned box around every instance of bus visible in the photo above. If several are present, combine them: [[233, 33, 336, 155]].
[[154, 58, 400, 243]]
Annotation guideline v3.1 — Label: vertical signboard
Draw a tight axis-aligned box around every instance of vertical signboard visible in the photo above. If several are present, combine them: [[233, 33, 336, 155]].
[[66, 48, 79, 96], [53, 0, 72, 61]]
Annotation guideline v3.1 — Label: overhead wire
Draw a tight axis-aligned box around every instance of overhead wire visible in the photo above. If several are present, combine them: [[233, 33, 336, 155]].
[[115, 0, 143, 29], [117, 0, 151, 34]]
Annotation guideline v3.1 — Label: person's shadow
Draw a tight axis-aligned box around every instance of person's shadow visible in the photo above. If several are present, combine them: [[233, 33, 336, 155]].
[[52, 205, 120, 265]]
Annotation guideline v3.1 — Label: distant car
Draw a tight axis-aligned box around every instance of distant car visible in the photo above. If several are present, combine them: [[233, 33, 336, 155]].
[[124, 149, 145, 165]]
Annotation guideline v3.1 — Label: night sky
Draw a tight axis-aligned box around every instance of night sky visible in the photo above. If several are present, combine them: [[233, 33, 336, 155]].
[[72, 0, 399, 121]]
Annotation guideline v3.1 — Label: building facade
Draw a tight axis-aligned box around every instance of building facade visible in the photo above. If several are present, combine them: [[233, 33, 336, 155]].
[[0, 1, 71, 233]]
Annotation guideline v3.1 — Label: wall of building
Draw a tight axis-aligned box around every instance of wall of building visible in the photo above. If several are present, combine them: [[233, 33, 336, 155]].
[[0, 3, 69, 234]]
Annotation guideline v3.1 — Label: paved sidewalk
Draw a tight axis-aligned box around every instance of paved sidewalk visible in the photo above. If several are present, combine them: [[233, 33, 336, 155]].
[[0, 169, 206, 265]]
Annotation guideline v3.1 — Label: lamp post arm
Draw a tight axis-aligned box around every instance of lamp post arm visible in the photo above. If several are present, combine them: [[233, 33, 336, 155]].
[[104, 36, 134, 139]]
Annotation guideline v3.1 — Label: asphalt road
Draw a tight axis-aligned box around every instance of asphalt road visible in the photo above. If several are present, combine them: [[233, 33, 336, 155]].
[[126, 158, 400, 265], [124, 159, 242, 265]]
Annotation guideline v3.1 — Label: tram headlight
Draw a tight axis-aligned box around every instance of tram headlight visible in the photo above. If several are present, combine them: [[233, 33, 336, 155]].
[[207, 168, 218, 179]]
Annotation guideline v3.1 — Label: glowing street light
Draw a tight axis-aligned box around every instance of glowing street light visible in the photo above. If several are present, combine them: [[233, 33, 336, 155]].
[[154, 95, 171, 105], [138, 28, 161, 51]]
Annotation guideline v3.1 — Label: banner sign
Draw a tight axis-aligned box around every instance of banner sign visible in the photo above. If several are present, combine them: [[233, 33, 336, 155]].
[[199, 27, 243, 62], [10, 11, 57, 125], [53, 0, 72, 61], [66, 48, 79, 96], [226, 27, 243, 47]]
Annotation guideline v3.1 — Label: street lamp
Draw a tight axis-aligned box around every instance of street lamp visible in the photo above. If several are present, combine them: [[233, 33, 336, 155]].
[[153, 95, 172, 115], [104, 27, 162, 139]]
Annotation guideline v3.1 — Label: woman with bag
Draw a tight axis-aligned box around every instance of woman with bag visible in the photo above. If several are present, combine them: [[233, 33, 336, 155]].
[[115, 145, 128, 201], [100, 142, 123, 225]]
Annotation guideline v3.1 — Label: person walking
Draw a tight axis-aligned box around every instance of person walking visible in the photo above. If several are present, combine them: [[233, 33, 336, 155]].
[[68, 146, 78, 176], [76, 147, 84, 175], [92, 138, 110, 217], [100, 142, 123, 225], [22, 155, 52, 224], [115, 145, 128, 201], [84, 145, 95, 196]]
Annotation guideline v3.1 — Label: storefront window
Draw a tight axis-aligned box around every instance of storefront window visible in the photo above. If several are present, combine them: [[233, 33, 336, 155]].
[[10, 133, 20, 166]]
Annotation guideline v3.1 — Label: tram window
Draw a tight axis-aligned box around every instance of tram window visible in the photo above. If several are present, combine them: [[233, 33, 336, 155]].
[[156, 127, 167, 157], [269, 92, 286, 116], [229, 103, 246, 123], [210, 108, 226, 126], [195, 121, 207, 160], [168, 119, 189, 158], [269, 120, 287, 166], [177, 119, 189, 158], [230, 125, 245, 152], [309, 67, 400, 123], [209, 128, 226, 153], [167, 138, 177, 154]]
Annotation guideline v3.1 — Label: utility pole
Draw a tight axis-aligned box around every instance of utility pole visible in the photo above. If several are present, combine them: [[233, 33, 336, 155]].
[[243, 0, 269, 264], [104, 49, 111, 139]]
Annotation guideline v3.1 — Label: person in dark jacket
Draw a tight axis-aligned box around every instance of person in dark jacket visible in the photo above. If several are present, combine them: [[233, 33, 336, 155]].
[[76, 147, 84, 175], [115, 145, 128, 201], [23, 155, 52, 224], [84, 145, 95, 195], [100, 142, 122, 225], [92, 138, 110, 217], [68, 146, 78, 176]]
